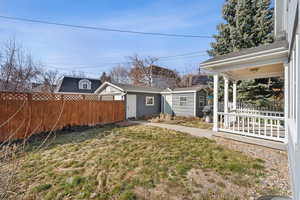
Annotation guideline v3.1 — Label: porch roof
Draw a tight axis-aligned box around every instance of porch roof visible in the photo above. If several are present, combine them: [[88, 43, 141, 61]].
[[201, 40, 289, 80]]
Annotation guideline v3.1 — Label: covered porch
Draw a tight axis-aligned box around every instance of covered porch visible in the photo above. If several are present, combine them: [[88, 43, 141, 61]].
[[201, 40, 289, 143]]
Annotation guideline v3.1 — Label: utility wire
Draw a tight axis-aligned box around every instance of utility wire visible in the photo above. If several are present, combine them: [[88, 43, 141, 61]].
[[158, 50, 207, 59], [44, 51, 208, 70], [0, 15, 213, 38]]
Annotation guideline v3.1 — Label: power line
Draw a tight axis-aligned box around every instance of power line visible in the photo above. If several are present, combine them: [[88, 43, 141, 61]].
[[158, 50, 207, 59], [43, 51, 208, 69], [158, 53, 208, 61], [0, 15, 213, 38]]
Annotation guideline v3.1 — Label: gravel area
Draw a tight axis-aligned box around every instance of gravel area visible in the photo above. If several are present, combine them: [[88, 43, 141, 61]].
[[214, 136, 292, 197]]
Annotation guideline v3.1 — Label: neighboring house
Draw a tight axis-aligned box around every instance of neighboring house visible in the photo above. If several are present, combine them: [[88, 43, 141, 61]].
[[149, 65, 179, 89], [0, 79, 15, 92], [31, 82, 57, 93], [0, 79, 33, 92], [95, 82, 162, 119], [95, 82, 208, 119], [55, 76, 102, 94], [180, 74, 212, 87], [161, 86, 208, 117], [131, 65, 179, 89], [201, 0, 300, 199]]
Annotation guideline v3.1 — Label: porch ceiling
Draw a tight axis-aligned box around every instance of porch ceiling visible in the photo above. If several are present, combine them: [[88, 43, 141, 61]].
[[224, 63, 284, 80], [201, 40, 289, 81]]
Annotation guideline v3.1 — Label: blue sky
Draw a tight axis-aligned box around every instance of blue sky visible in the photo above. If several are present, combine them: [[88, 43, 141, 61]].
[[0, 0, 224, 78]]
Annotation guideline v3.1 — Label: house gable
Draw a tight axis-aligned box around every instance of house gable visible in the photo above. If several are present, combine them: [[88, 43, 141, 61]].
[[96, 82, 124, 95], [56, 76, 101, 94]]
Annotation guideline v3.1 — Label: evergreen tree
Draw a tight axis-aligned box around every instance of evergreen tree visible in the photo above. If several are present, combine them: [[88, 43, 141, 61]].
[[208, 0, 274, 56], [209, 0, 274, 56], [208, 0, 281, 106]]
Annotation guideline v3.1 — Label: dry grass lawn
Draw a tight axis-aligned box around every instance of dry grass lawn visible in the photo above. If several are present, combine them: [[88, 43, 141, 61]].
[[149, 114, 213, 129], [1, 124, 284, 200]]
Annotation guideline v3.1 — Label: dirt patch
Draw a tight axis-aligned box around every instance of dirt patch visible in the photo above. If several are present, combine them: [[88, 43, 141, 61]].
[[214, 136, 291, 197]]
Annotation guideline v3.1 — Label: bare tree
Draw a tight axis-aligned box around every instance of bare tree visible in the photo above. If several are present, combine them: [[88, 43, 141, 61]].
[[128, 54, 158, 87], [64, 71, 86, 78], [109, 65, 130, 84], [0, 39, 41, 92], [39, 69, 60, 93], [100, 72, 111, 83]]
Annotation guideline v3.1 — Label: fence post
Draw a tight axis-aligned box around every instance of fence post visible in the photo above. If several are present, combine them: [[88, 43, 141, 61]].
[[26, 93, 32, 138]]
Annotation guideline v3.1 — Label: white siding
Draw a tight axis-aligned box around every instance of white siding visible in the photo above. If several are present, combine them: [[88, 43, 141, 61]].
[[285, 0, 300, 199]]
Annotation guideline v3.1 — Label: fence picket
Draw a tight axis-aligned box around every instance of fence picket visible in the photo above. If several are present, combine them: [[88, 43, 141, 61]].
[[0, 91, 125, 142]]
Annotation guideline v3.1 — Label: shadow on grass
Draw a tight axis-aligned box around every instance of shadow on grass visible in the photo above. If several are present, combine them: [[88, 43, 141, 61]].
[[1, 122, 136, 153]]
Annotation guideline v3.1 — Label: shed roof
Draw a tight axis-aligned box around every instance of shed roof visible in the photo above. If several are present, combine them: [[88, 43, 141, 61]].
[[172, 85, 207, 92], [113, 83, 163, 93], [95, 82, 163, 94]]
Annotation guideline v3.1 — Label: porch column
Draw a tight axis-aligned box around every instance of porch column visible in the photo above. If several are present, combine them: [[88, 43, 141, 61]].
[[233, 81, 237, 111], [224, 77, 229, 128], [213, 75, 219, 131], [284, 62, 289, 143]]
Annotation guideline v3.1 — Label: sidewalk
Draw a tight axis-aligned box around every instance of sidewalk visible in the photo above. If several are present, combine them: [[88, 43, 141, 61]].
[[131, 121, 214, 139], [125, 121, 286, 151]]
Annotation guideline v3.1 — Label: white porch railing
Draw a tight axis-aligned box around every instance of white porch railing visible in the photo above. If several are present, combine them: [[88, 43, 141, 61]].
[[217, 112, 286, 143], [235, 109, 284, 117]]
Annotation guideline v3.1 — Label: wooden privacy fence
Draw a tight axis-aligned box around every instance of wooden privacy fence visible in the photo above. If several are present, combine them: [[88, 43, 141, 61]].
[[0, 92, 125, 142]]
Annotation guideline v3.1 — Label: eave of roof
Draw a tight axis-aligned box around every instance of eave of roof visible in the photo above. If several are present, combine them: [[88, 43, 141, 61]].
[[201, 40, 288, 69], [95, 82, 163, 94], [161, 85, 208, 94]]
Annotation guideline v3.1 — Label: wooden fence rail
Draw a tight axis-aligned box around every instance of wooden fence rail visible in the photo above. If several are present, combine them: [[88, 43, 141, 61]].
[[0, 92, 125, 142]]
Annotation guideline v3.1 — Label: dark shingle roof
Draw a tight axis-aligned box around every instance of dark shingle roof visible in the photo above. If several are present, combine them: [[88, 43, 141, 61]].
[[57, 76, 101, 93], [202, 40, 288, 64], [172, 85, 207, 92], [191, 74, 212, 85], [113, 83, 163, 93]]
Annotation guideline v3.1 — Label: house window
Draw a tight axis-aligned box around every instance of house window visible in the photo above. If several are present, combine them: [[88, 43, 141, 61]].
[[146, 96, 155, 106], [179, 96, 187, 106], [79, 79, 91, 90], [199, 96, 206, 107]]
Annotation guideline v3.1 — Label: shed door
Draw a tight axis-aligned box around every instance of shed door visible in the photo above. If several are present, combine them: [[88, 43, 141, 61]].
[[126, 95, 136, 119], [164, 94, 173, 115]]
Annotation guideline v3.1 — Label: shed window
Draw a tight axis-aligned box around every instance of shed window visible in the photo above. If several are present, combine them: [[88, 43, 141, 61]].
[[146, 96, 155, 106], [179, 96, 187, 106], [199, 96, 206, 107]]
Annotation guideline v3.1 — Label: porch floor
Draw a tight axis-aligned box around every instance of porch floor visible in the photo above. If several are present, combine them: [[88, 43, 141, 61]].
[[214, 131, 287, 151]]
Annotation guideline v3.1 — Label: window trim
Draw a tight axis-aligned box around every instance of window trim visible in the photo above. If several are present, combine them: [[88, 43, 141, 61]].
[[145, 96, 155, 106], [179, 96, 188, 106], [79, 79, 92, 90], [199, 95, 206, 107], [82, 83, 88, 89]]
